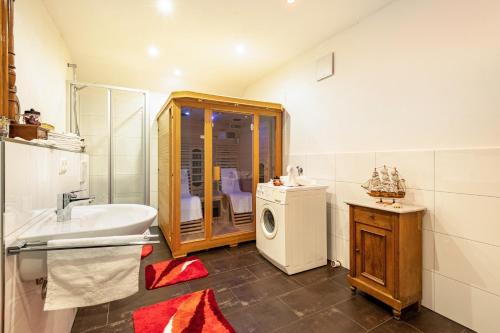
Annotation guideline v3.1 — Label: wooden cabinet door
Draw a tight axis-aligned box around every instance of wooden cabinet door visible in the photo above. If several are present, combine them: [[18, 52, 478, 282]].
[[354, 222, 394, 295]]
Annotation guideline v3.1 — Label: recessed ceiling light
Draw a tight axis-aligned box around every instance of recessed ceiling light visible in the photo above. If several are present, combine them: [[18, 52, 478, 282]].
[[235, 43, 246, 55], [148, 45, 159, 57], [157, 0, 173, 14], [173, 68, 182, 77], [287, 0, 296, 3]]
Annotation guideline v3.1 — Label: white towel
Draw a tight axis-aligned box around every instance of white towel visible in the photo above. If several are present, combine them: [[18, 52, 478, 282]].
[[44, 235, 145, 311], [181, 195, 203, 223], [221, 168, 253, 213], [180, 169, 203, 222]]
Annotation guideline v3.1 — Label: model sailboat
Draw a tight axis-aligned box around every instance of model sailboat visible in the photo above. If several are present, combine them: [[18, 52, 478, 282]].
[[361, 166, 406, 202]]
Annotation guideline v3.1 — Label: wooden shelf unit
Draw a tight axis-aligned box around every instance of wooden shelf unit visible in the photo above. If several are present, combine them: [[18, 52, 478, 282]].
[[156, 91, 283, 258], [346, 202, 425, 319]]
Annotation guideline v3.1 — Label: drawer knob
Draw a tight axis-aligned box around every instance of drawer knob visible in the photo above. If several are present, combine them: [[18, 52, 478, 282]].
[[355, 248, 360, 253], [370, 214, 375, 219]]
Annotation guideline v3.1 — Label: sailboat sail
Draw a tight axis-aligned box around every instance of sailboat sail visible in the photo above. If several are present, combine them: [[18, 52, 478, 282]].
[[361, 166, 406, 199]]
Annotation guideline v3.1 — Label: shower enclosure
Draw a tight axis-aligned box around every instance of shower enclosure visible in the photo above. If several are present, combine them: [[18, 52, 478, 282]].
[[68, 82, 149, 205]]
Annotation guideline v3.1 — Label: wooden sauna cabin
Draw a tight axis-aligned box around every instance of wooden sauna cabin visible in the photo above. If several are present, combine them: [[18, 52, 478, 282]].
[[157, 91, 283, 258]]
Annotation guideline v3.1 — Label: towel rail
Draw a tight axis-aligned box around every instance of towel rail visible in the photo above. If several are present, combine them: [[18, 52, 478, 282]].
[[6, 235, 160, 256]]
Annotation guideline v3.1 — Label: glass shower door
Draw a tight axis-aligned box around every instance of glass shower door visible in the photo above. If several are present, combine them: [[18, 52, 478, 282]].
[[77, 86, 110, 204], [111, 90, 146, 204]]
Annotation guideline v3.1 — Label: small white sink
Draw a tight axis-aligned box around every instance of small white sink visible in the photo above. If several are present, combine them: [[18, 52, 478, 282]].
[[17, 204, 157, 281], [279, 175, 317, 187], [20, 204, 157, 242], [296, 176, 317, 186]]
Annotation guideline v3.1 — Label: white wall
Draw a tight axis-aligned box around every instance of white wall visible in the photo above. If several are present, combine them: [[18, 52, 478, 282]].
[[15, 0, 72, 132], [243, 1, 500, 332], [3, 142, 89, 333], [244, 0, 500, 153]]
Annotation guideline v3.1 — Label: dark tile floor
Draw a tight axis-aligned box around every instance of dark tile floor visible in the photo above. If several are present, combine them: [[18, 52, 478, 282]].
[[72, 227, 474, 333]]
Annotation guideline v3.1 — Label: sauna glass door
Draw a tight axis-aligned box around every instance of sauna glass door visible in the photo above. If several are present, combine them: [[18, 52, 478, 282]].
[[179, 107, 206, 244], [212, 111, 254, 237], [259, 116, 277, 183]]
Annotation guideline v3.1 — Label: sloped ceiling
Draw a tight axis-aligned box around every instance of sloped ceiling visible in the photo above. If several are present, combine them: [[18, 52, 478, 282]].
[[43, 0, 393, 96]]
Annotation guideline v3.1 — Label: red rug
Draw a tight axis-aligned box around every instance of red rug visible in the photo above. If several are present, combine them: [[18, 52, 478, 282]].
[[133, 289, 235, 333], [145, 257, 208, 290], [141, 245, 153, 260]]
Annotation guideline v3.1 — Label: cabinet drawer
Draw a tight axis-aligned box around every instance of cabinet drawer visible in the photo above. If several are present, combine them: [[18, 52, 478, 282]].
[[354, 207, 393, 230]]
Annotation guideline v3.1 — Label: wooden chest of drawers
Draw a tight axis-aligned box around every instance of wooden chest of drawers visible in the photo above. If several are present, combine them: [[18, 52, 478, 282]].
[[346, 202, 425, 319]]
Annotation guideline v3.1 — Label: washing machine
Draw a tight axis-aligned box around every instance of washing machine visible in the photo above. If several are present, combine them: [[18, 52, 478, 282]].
[[256, 183, 328, 275]]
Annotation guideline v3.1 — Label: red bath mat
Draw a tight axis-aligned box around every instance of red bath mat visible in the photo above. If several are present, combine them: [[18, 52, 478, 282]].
[[133, 289, 236, 333], [141, 245, 153, 259], [145, 257, 208, 290]]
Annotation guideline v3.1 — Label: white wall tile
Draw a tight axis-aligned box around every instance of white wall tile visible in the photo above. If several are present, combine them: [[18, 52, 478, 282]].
[[89, 155, 108, 176], [115, 137, 142, 156], [306, 154, 335, 180], [423, 230, 435, 271], [326, 202, 335, 237], [89, 175, 109, 204], [3, 142, 87, 333], [435, 191, 500, 246], [150, 191, 158, 209], [435, 233, 500, 297], [422, 269, 435, 310], [113, 112, 143, 138], [315, 179, 335, 204], [113, 193, 145, 204], [327, 234, 336, 260], [335, 152, 375, 183], [287, 154, 307, 170], [376, 150, 434, 190], [114, 155, 143, 175], [79, 114, 107, 136], [435, 273, 500, 333], [114, 174, 145, 194], [435, 148, 500, 197], [334, 209, 349, 240], [334, 236, 350, 269], [335, 181, 371, 211], [150, 172, 158, 194], [402, 189, 435, 231], [84, 135, 109, 155]]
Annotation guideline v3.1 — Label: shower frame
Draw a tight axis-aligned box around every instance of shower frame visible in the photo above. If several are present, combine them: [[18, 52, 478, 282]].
[[68, 82, 150, 205]]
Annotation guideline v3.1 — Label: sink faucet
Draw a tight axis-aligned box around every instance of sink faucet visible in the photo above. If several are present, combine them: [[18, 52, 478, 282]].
[[56, 190, 95, 222]]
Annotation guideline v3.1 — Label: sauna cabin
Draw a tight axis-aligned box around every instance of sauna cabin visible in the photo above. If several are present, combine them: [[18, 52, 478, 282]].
[[157, 92, 283, 258]]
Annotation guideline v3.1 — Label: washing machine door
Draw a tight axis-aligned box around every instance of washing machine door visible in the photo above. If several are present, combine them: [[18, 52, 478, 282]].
[[260, 204, 278, 239]]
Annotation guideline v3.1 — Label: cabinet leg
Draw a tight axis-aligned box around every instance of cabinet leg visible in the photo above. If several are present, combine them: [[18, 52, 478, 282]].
[[229, 243, 238, 248], [392, 309, 402, 320], [350, 286, 357, 295]]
